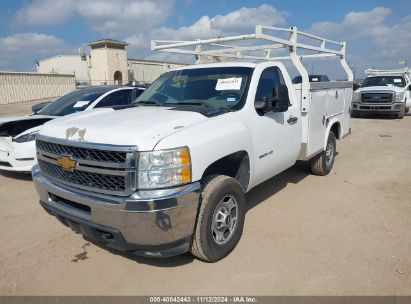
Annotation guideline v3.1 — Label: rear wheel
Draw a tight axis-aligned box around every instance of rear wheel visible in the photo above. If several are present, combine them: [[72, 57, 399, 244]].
[[311, 132, 336, 176], [190, 175, 246, 262]]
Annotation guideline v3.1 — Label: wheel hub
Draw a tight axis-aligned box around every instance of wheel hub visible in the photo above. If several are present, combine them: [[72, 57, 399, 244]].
[[325, 140, 334, 166], [211, 195, 238, 245]]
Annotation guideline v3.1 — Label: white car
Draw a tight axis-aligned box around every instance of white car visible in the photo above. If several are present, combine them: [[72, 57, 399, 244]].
[[0, 85, 145, 172]]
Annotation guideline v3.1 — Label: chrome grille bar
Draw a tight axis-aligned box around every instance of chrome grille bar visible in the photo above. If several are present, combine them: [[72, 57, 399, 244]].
[[361, 92, 393, 104], [36, 135, 138, 196]]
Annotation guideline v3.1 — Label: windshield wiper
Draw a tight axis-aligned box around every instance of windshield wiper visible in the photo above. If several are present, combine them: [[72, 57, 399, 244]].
[[164, 102, 212, 108], [135, 100, 164, 106]]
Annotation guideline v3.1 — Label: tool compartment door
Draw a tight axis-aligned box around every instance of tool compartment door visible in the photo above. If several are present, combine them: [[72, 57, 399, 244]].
[[306, 89, 327, 156], [326, 83, 353, 137], [327, 88, 345, 117]]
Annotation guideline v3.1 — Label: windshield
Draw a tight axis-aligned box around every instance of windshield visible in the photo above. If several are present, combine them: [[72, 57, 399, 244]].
[[39, 88, 110, 116], [135, 67, 253, 110], [361, 76, 406, 88]]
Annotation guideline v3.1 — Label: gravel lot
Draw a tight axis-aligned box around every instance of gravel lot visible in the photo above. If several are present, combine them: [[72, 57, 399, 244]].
[[0, 101, 410, 295]]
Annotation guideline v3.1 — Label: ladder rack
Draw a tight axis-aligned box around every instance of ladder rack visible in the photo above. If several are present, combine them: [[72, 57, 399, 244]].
[[151, 25, 354, 113], [365, 68, 410, 77]]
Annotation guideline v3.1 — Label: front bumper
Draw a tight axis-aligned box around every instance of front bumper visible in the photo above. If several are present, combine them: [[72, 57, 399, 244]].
[[32, 165, 201, 258], [351, 102, 404, 114], [0, 138, 36, 172]]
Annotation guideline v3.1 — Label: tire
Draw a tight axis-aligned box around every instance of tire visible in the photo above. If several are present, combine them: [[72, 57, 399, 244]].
[[405, 107, 409, 114], [190, 175, 246, 262], [351, 111, 358, 118], [397, 106, 405, 119], [311, 132, 336, 176]]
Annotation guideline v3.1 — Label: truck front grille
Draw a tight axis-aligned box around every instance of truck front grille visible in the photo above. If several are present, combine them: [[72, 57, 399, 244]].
[[38, 160, 126, 192], [361, 92, 393, 104], [36, 135, 137, 196], [36, 140, 127, 163]]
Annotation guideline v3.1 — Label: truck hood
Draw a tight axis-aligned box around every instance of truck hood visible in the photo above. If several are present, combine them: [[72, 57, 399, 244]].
[[356, 86, 405, 93], [0, 114, 55, 138], [38, 106, 209, 150]]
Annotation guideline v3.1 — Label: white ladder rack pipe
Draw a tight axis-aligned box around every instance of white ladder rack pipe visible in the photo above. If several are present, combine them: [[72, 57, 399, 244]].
[[151, 25, 354, 113]]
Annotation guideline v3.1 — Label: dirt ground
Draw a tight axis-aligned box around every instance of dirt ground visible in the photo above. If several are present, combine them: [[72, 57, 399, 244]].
[[0, 101, 410, 296]]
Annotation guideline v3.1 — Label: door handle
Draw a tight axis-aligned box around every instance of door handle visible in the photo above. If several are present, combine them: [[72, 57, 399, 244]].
[[287, 116, 298, 124]]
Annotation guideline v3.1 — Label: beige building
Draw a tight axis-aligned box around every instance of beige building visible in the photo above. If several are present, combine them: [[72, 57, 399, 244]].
[[36, 55, 89, 82], [128, 58, 189, 84], [88, 39, 129, 85], [36, 38, 187, 86]]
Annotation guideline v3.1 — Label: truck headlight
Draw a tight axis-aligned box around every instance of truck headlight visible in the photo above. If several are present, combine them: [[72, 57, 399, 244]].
[[352, 92, 360, 102], [137, 147, 191, 189], [13, 131, 38, 143], [395, 92, 405, 102]]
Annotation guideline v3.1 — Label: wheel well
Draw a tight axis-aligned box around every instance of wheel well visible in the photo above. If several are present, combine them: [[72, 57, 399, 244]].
[[202, 151, 250, 191], [330, 122, 340, 139]]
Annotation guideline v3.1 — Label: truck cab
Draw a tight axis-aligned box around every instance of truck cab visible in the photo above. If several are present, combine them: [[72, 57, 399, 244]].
[[32, 25, 353, 262], [352, 69, 411, 119]]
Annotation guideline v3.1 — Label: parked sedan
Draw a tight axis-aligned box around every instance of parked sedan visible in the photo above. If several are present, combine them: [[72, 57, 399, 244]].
[[0, 85, 145, 172]]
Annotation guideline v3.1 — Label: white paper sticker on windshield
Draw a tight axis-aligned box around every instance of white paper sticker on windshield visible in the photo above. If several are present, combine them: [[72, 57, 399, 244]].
[[393, 79, 402, 83], [73, 100, 90, 108], [312, 77, 319, 81], [215, 78, 242, 91]]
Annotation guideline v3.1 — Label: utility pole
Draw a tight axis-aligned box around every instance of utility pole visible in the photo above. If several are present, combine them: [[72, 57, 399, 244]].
[[352, 63, 357, 80]]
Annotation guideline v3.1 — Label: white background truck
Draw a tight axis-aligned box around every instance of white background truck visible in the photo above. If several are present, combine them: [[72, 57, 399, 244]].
[[33, 26, 353, 262], [352, 68, 411, 118]]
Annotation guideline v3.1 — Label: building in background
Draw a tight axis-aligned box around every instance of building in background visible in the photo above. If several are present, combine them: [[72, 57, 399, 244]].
[[36, 55, 89, 83], [36, 38, 187, 86], [88, 39, 129, 86], [128, 58, 188, 85]]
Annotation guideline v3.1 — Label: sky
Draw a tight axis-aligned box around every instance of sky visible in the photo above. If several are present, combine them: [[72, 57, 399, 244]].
[[0, 0, 410, 79]]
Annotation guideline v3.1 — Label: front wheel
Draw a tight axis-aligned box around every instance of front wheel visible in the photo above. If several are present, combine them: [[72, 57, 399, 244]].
[[310, 132, 336, 176], [190, 175, 246, 262], [397, 106, 405, 119]]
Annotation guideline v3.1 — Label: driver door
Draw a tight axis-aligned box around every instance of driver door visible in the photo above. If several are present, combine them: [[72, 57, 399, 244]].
[[250, 66, 302, 185]]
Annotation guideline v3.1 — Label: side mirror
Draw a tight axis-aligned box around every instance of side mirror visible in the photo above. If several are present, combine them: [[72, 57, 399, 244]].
[[255, 84, 290, 113], [271, 84, 290, 112], [254, 97, 269, 112]]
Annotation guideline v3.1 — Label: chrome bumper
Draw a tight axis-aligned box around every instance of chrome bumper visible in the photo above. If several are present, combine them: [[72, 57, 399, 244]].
[[0, 139, 36, 172], [32, 165, 201, 257], [352, 102, 404, 113]]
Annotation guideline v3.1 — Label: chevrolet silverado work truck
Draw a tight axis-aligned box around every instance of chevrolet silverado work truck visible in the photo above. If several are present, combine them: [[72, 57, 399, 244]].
[[33, 26, 353, 262], [352, 68, 411, 118]]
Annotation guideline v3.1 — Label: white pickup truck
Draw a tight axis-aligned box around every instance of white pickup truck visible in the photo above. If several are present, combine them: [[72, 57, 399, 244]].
[[33, 26, 353, 262], [352, 68, 411, 118]]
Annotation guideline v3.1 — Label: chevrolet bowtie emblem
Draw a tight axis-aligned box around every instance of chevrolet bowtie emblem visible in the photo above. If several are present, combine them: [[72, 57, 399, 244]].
[[56, 155, 77, 171]]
